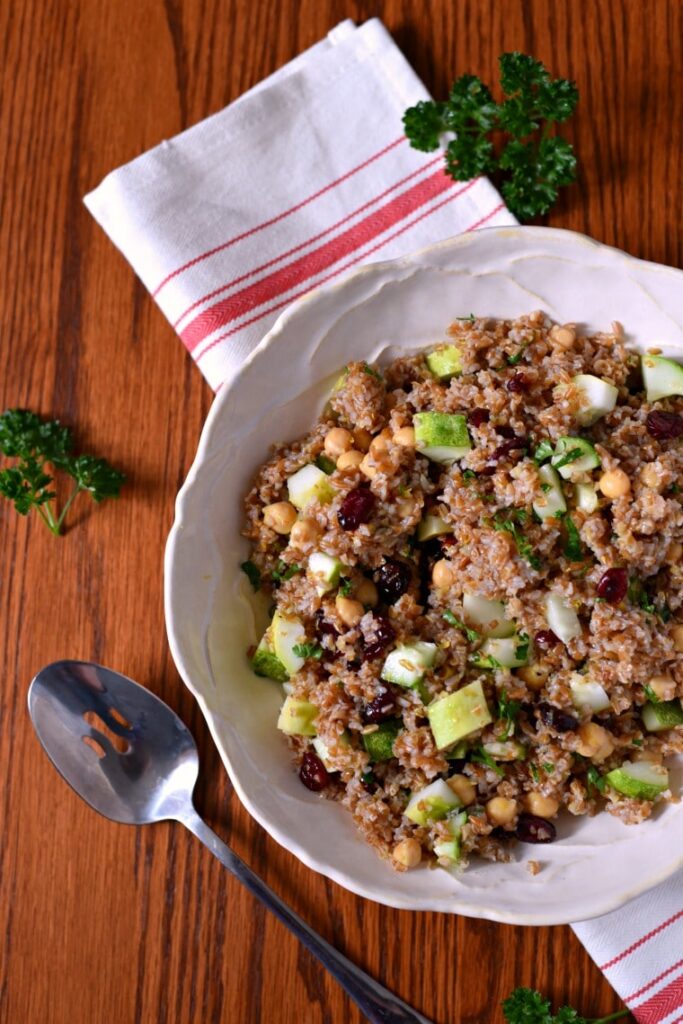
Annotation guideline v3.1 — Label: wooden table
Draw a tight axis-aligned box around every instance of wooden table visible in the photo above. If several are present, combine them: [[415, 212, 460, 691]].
[[1, 1, 680, 1021]]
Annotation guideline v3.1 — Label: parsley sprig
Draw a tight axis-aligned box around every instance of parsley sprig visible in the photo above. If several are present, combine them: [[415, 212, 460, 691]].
[[292, 642, 323, 661], [0, 409, 125, 536], [492, 508, 541, 570], [503, 987, 630, 1023], [443, 609, 480, 643], [497, 689, 521, 740], [403, 53, 579, 220]]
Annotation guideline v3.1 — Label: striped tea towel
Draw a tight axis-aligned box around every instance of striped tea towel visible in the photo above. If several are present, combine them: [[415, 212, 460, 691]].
[[83, 16, 682, 1022], [84, 18, 513, 391]]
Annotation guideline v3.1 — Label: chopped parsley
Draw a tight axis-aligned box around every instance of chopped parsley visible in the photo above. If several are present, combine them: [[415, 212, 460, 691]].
[[632, 738, 644, 747], [315, 453, 336, 474], [533, 439, 554, 464], [553, 446, 583, 470], [643, 684, 661, 704], [455, 313, 476, 322], [492, 509, 541, 570], [241, 560, 261, 591], [292, 642, 323, 660], [586, 764, 607, 794], [627, 577, 656, 615], [271, 560, 302, 584], [443, 610, 480, 643], [362, 363, 383, 381], [505, 345, 528, 366], [338, 576, 354, 597], [515, 632, 530, 662], [462, 468, 477, 482], [471, 746, 505, 777], [497, 689, 521, 740], [543, 762, 555, 774], [529, 764, 540, 783], [563, 515, 584, 561], [503, 985, 629, 1023]]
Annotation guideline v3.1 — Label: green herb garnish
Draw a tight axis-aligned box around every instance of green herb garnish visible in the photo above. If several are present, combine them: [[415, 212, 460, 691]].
[[316, 453, 336, 474], [403, 53, 579, 220], [529, 764, 540, 783], [462, 468, 477, 482], [563, 515, 584, 561], [492, 509, 541, 570], [271, 560, 302, 584], [362, 363, 383, 381], [0, 408, 125, 536], [292, 642, 323, 660], [443, 610, 480, 643], [627, 577, 656, 615], [471, 746, 505, 777], [506, 345, 528, 366], [543, 762, 555, 774], [586, 764, 607, 793], [241, 560, 261, 591], [498, 689, 521, 740], [338, 576, 354, 597], [533, 439, 555, 464], [553, 447, 583, 470], [503, 986, 630, 1023], [643, 684, 661, 704], [455, 313, 476, 322]]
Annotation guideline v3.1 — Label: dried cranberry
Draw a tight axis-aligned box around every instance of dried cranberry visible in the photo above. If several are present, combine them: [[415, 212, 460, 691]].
[[506, 373, 528, 393], [493, 436, 527, 460], [315, 609, 339, 638], [516, 813, 556, 844], [646, 410, 683, 440], [363, 683, 398, 723], [534, 629, 560, 651], [490, 826, 515, 842], [375, 559, 411, 605], [362, 615, 396, 659], [537, 702, 579, 733], [478, 465, 496, 476], [299, 752, 330, 791], [596, 567, 628, 603], [446, 759, 467, 774], [496, 424, 516, 439], [468, 408, 490, 428], [338, 487, 375, 531]]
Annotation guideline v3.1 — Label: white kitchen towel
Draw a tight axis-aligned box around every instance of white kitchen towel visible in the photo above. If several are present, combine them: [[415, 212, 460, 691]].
[[84, 17, 682, 1023], [84, 18, 514, 391]]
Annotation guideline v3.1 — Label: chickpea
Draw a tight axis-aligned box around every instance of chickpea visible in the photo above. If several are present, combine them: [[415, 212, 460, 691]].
[[432, 559, 456, 589], [393, 838, 422, 869], [669, 541, 683, 563], [323, 427, 353, 458], [289, 517, 322, 549], [598, 468, 631, 499], [355, 578, 378, 608], [485, 797, 517, 826], [353, 428, 373, 452], [524, 792, 559, 818], [394, 426, 416, 447], [447, 774, 476, 806], [517, 664, 550, 690], [335, 595, 365, 627], [576, 721, 615, 763], [640, 463, 662, 490], [263, 501, 297, 535], [359, 454, 379, 479], [550, 324, 576, 349], [648, 675, 676, 702], [336, 449, 364, 471], [369, 429, 392, 456], [671, 624, 683, 652]]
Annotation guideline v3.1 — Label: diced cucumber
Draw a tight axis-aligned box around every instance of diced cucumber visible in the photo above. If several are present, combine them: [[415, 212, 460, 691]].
[[642, 699, 683, 732], [363, 720, 403, 762], [482, 739, 526, 761], [571, 374, 619, 426], [251, 622, 289, 682], [434, 810, 468, 865], [381, 641, 438, 688], [313, 731, 349, 768], [445, 739, 470, 761], [569, 673, 611, 713], [405, 779, 461, 825], [551, 436, 601, 480], [417, 514, 452, 542], [426, 345, 463, 380], [277, 696, 318, 736], [287, 464, 336, 510], [533, 464, 567, 520], [413, 412, 472, 464], [462, 593, 515, 639], [476, 635, 530, 669], [308, 551, 343, 593], [575, 482, 599, 513], [427, 680, 493, 750], [545, 592, 582, 644], [315, 454, 336, 475], [642, 354, 683, 402], [271, 612, 307, 676], [605, 760, 669, 800]]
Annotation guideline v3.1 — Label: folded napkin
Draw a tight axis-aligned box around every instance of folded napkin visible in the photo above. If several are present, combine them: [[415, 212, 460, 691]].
[[84, 17, 682, 1023]]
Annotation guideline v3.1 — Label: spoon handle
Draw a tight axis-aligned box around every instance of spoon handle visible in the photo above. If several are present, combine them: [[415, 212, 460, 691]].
[[178, 807, 434, 1024]]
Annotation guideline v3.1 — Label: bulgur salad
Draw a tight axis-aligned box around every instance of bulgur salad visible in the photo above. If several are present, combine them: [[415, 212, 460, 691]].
[[241, 313, 683, 873]]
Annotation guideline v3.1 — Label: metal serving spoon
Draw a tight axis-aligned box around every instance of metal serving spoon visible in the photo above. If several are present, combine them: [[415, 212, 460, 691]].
[[28, 660, 433, 1024]]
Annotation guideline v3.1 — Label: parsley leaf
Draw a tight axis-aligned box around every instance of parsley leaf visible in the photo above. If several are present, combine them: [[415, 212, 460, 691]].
[[643, 684, 660, 704], [292, 642, 323, 660], [362, 363, 383, 381], [241, 560, 261, 591], [563, 516, 584, 561], [498, 689, 521, 740], [627, 577, 656, 615], [462, 468, 477, 482], [338, 577, 353, 597], [403, 53, 579, 220], [471, 745, 505, 777], [533, 439, 555, 464], [586, 764, 607, 794], [553, 447, 583, 470], [506, 345, 528, 366], [443, 609, 480, 643], [271, 560, 302, 584], [0, 408, 124, 535], [492, 509, 541, 570], [316, 453, 336, 475], [502, 985, 630, 1024]]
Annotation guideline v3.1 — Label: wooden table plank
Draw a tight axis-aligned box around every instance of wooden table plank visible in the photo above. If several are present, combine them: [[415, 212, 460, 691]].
[[1, 1, 680, 1022]]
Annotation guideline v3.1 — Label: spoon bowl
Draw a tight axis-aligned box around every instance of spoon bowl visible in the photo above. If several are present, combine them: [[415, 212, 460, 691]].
[[28, 659, 432, 1024]]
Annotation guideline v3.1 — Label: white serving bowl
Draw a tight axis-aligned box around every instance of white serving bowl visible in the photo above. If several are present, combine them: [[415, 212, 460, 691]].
[[165, 226, 683, 925]]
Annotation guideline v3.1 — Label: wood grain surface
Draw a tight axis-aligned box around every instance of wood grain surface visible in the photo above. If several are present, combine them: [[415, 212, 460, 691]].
[[1, 1, 681, 1022]]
